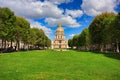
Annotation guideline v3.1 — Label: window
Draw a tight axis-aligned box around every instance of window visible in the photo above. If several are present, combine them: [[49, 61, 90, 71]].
[[59, 40, 61, 43], [59, 45, 61, 48]]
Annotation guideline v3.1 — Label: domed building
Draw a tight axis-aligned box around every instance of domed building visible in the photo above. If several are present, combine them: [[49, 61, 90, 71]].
[[51, 23, 68, 49]]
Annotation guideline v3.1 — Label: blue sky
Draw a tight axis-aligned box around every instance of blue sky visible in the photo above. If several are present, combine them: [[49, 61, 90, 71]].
[[0, 0, 120, 40]]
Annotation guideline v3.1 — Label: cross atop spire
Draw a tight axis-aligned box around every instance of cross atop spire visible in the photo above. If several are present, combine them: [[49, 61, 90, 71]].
[[58, 23, 62, 27]]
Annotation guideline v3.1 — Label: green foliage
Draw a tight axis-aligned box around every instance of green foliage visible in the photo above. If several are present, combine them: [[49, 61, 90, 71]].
[[72, 35, 79, 47], [78, 28, 90, 47], [89, 12, 115, 45], [28, 28, 37, 45], [69, 12, 119, 52], [88, 12, 120, 52], [110, 12, 120, 43], [0, 7, 16, 41], [45, 36, 51, 47], [15, 16, 30, 42], [68, 39, 73, 48], [102, 14, 116, 44], [0, 50, 120, 80], [31, 28, 51, 47], [0, 7, 51, 50], [68, 28, 90, 49]]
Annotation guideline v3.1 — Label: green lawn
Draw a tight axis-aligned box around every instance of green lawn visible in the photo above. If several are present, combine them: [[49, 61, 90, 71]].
[[0, 50, 120, 80]]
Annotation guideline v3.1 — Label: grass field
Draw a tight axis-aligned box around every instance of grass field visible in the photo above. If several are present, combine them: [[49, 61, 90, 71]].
[[0, 50, 120, 80]]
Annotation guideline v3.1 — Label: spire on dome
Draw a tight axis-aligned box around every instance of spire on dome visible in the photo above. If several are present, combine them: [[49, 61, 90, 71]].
[[56, 23, 64, 31], [58, 23, 62, 27]]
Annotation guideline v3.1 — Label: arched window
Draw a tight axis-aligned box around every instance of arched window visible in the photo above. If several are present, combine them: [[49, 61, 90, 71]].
[[59, 40, 61, 43]]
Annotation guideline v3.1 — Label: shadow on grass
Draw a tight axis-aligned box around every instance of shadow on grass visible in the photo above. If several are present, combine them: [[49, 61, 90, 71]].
[[74, 49, 120, 60], [102, 52, 120, 60]]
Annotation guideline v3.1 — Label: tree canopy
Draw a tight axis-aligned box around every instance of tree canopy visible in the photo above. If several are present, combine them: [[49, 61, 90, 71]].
[[0, 7, 51, 52], [68, 12, 120, 53]]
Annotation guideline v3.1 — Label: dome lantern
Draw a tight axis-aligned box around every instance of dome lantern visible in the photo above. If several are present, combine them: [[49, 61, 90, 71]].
[[56, 23, 64, 32]]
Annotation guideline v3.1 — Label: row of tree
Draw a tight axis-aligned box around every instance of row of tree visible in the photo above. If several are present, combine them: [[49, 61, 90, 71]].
[[0, 7, 51, 52], [68, 12, 120, 53]]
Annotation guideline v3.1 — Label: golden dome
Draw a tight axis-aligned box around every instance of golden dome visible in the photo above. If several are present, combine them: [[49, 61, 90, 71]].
[[56, 23, 64, 31]]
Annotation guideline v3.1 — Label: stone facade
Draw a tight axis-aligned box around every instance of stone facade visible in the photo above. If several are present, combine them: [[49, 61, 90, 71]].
[[51, 23, 68, 49]]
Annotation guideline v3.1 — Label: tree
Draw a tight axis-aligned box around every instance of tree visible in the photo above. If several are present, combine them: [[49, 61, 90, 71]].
[[72, 35, 79, 49], [101, 14, 116, 52], [15, 16, 30, 50], [78, 28, 90, 50], [0, 7, 16, 49], [28, 28, 37, 45], [44, 36, 51, 48], [68, 39, 73, 49], [32, 28, 50, 49], [89, 12, 115, 52], [109, 12, 120, 53], [0, 7, 51, 52]]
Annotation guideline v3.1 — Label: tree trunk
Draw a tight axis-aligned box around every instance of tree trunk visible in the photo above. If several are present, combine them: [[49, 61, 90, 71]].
[[15, 41, 17, 51], [25, 43, 28, 50], [4, 40, 6, 49], [71, 46, 73, 49], [23, 43, 28, 50], [18, 41, 20, 51], [23, 43, 25, 50], [105, 44, 107, 53], [26, 44, 29, 50], [116, 40, 119, 53], [100, 44, 103, 52], [1, 39, 4, 49], [10, 40, 13, 47], [85, 46, 86, 51], [16, 40, 20, 51]]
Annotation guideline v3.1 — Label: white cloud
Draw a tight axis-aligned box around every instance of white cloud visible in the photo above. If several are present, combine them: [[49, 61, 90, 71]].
[[0, 0, 81, 28], [81, 0, 118, 16], [30, 21, 52, 36], [0, 0, 63, 19], [45, 0, 73, 4], [69, 34, 75, 37], [45, 15, 81, 28], [66, 9, 83, 18]]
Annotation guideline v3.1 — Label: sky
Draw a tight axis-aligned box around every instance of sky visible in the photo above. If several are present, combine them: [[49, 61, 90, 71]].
[[0, 0, 120, 40]]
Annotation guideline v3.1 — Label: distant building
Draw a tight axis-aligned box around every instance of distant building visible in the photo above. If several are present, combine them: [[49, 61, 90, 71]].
[[51, 23, 68, 49]]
